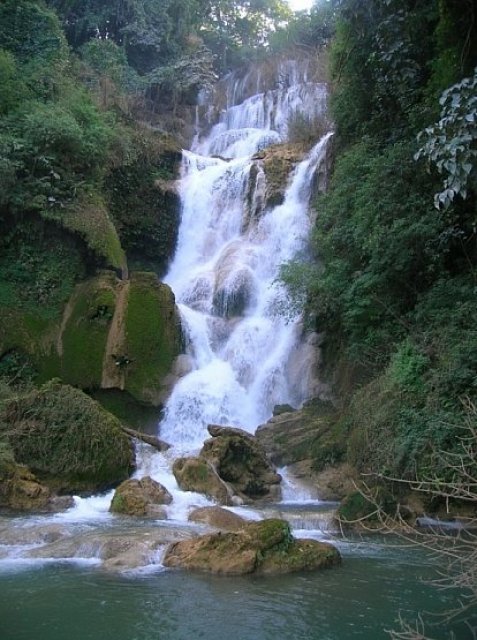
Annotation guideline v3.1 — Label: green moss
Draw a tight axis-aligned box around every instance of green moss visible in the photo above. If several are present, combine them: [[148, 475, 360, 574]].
[[60, 274, 117, 389], [0, 381, 134, 492], [90, 389, 162, 433], [338, 489, 396, 524], [124, 272, 181, 404], [44, 193, 126, 272], [106, 130, 181, 276], [110, 492, 126, 513]]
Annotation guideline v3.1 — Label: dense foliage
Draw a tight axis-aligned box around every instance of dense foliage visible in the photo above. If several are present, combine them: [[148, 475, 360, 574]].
[[283, 0, 477, 482]]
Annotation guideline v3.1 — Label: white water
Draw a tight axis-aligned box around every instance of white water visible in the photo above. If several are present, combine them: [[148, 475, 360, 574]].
[[0, 62, 333, 559]]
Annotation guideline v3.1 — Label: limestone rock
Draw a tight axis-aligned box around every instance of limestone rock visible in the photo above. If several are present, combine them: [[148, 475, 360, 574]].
[[188, 506, 248, 531], [110, 476, 172, 517], [163, 518, 341, 576], [172, 457, 231, 504], [201, 425, 281, 502]]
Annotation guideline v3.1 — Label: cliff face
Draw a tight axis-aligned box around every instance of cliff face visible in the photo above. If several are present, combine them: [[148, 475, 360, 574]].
[[0, 133, 184, 414]]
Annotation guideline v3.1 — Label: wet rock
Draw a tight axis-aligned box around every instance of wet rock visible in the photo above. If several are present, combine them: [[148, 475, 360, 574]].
[[0, 523, 72, 546], [110, 476, 172, 517], [201, 425, 281, 502], [273, 404, 295, 416], [27, 526, 199, 572], [163, 518, 340, 576], [188, 506, 248, 531], [253, 143, 307, 208], [172, 457, 231, 504]]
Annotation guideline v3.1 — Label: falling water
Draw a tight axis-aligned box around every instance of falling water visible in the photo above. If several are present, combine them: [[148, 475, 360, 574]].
[[0, 61, 332, 533], [160, 63, 330, 455]]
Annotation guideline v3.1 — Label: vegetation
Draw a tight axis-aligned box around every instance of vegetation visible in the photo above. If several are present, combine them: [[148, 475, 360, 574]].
[[0, 380, 134, 492], [282, 0, 477, 484]]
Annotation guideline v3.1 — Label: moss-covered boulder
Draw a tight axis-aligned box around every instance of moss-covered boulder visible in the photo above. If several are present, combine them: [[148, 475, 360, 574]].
[[163, 518, 341, 575], [172, 457, 230, 504], [56, 271, 182, 406], [58, 272, 117, 389], [122, 272, 182, 405], [0, 381, 134, 493], [201, 425, 281, 502], [110, 476, 172, 517]]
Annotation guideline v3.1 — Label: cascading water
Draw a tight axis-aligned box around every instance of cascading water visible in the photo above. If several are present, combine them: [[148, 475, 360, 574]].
[[127, 61, 332, 519], [0, 60, 334, 559], [160, 67, 330, 457]]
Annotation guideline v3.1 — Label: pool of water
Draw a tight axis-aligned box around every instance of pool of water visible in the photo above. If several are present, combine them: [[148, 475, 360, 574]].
[[0, 537, 470, 640]]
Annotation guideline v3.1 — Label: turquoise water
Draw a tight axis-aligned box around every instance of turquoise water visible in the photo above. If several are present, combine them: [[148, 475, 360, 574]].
[[0, 540, 470, 640]]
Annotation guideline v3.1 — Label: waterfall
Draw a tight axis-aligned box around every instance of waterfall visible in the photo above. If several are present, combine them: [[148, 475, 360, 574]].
[[1, 61, 332, 531], [160, 64, 331, 456]]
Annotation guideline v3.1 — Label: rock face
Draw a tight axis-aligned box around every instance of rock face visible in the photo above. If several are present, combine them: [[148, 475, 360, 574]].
[[110, 476, 172, 517], [188, 506, 247, 531], [163, 518, 341, 576], [253, 144, 307, 208], [0, 381, 134, 493], [201, 425, 281, 502]]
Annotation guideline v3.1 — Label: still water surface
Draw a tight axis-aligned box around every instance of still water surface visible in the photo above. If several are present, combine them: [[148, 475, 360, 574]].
[[1, 539, 469, 640]]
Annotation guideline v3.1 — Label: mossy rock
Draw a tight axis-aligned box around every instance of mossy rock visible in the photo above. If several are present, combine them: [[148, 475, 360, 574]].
[[59, 272, 117, 389], [163, 518, 341, 575], [110, 476, 172, 517], [172, 456, 230, 504], [123, 272, 182, 405], [44, 193, 126, 274], [0, 381, 134, 493], [338, 488, 397, 526], [253, 143, 306, 208], [106, 143, 181, 276], [201, 427, 281, 502], [0, 215, 88, 381]]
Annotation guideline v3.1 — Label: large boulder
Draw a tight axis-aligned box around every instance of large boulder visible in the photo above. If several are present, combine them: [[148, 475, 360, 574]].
[[0, 381, 134, 493], [172, 457, 231, 504], [201, 425, 281, 502], [163, 518, 341, 576], [110, 476, 172, 517], [188, 506, 248, 531]]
